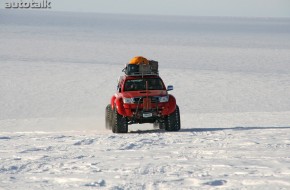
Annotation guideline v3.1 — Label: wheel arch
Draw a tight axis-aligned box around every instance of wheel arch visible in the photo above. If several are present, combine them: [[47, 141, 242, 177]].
[[110, 95, 116, 110], [167, 94, 177, 115], [114, 97, 126, 116]]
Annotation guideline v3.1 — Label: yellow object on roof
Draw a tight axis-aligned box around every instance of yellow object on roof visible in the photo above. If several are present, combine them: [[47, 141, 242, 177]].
[[129, 56, 149, 64]]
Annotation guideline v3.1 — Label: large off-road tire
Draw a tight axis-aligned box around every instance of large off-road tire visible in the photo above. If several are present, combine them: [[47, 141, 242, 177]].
[[105, 104, 113, 130], [112, 107, 128, 133], [164, 105, 181, 131]]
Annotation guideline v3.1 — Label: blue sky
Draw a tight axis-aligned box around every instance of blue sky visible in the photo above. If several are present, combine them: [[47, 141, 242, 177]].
[[2, 0, 290, 17]]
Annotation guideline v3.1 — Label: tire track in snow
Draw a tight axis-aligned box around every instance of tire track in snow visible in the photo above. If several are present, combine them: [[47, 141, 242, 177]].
[[1, 126, 290, 189]]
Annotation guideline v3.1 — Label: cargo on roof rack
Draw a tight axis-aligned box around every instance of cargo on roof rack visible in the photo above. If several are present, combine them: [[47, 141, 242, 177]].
[[123, 60, 159, 76]]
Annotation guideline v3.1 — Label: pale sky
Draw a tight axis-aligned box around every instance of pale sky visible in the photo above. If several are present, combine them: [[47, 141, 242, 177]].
[[2, 0, 290, 17]]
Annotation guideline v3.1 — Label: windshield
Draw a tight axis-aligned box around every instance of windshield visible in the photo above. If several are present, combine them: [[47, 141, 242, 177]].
[[124, 78, 165, 91]]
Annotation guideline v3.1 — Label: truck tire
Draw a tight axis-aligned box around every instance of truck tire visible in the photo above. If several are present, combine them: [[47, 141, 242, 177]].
[[164, 105, 181, 131], [105, 104, 113, 130], [112, 106, 128, 133]]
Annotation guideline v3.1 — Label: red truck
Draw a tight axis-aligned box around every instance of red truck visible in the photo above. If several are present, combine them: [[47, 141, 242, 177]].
[[105, 57, 180, 133]]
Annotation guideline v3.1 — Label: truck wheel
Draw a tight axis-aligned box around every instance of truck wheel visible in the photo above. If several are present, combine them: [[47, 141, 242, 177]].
[[112, 107, 128, 133], [164, 105, 181, 131], [105, 104, 113, 130]]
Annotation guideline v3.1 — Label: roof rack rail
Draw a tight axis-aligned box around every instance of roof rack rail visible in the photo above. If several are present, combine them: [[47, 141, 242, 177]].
[[124, 71, 159, 77]]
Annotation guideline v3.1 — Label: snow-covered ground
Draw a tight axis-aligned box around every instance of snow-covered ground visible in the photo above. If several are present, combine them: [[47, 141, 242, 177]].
[[1, 10, 290, 189]]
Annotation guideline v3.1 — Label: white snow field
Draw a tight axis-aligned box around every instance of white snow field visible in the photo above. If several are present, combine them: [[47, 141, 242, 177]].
[[1, 10, 290, 189]]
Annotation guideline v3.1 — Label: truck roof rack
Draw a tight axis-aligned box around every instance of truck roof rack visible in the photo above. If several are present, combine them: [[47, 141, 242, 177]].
[[123, 70, 159, 76], [122, 60, 159, 77]]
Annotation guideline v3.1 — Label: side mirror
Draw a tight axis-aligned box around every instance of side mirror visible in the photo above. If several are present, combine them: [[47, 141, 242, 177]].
[[167, 85, 173, 91]]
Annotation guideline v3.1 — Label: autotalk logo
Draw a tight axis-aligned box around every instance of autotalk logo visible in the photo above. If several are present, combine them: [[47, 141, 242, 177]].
[[5, 0, 52, 9]]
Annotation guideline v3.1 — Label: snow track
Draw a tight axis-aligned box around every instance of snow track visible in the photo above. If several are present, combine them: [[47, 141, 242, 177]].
[[1, 126, 290, 189]]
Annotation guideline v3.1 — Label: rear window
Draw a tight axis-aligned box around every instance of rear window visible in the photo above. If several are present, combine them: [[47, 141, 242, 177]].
[[124, 78, 164, 91]]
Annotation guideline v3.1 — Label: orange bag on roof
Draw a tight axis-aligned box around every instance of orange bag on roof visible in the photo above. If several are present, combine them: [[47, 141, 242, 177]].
[[129, 56, 149, 64]]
